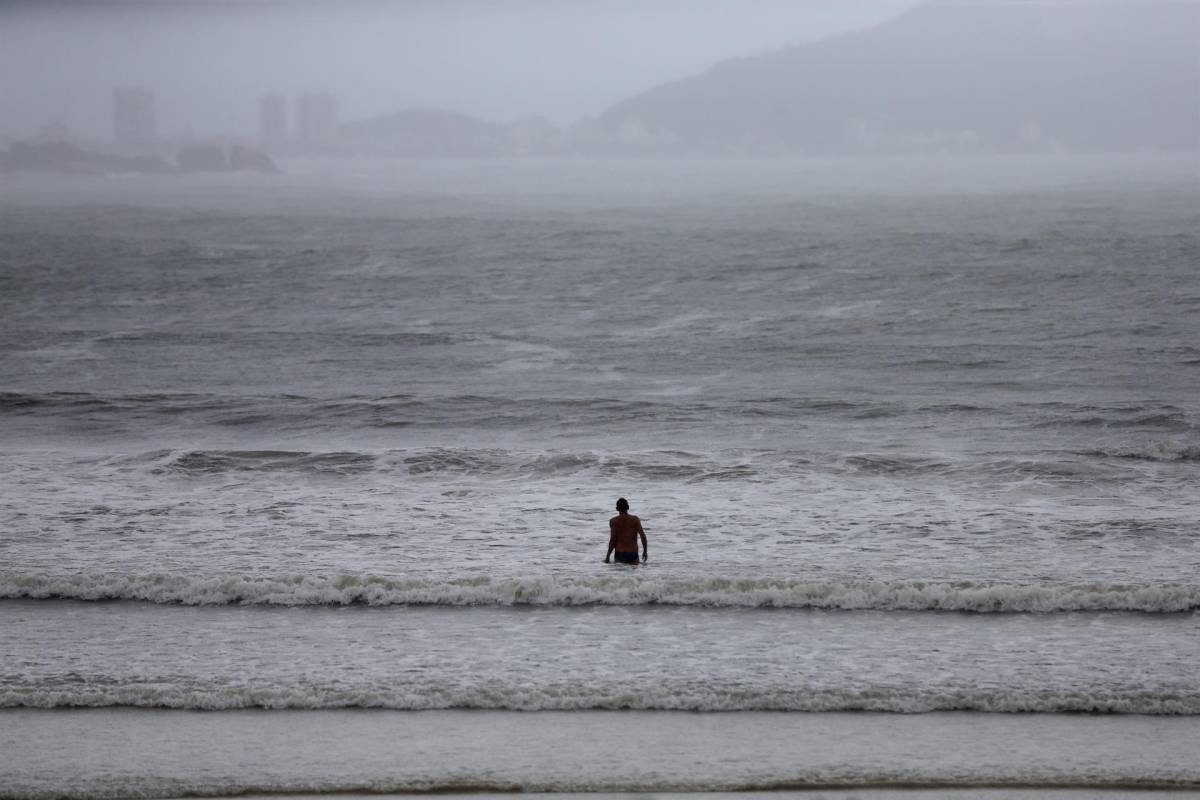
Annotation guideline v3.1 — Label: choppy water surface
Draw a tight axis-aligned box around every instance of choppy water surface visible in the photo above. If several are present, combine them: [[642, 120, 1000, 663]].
[[1, 156, 1198, 796]]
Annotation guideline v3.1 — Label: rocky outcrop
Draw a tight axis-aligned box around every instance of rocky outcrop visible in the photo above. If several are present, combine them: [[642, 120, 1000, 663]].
[[0, 140, 280, 175], [228, 145, 279, 173], [175, 144, 278, 172], [176, 145, 228, 171], [0, 141, 171, 174]]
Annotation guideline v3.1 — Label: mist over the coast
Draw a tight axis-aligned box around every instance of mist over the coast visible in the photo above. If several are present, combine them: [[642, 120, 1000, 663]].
[[0, 0, 916, 141], [2, 0, 1196, 162]]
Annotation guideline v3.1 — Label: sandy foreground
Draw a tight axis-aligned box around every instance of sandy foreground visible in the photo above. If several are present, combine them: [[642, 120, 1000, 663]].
[[4, 710, 1200, 798]]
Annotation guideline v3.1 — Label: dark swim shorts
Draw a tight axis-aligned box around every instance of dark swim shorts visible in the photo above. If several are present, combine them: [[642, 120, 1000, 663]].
[[614, 551, 640, 565]]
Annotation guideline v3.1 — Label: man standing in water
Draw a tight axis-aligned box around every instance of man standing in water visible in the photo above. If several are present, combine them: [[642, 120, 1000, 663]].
[[605, 497, 647, 564]]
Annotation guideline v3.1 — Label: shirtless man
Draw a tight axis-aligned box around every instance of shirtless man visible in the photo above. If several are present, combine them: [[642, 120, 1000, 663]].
[[605, 497, 647, 564]]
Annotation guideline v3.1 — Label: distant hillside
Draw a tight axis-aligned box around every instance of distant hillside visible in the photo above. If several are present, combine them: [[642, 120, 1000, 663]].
[[586, 2, 1200, 154], [343, 108, 564, 156], [343, 108, 506, 156]]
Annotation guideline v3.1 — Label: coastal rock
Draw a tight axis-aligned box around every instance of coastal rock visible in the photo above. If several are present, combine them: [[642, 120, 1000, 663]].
[[1, 141, 171, 174], [176, 145, 229, 172], [126, 155, 173, 174], [228, 145, 279, 173]]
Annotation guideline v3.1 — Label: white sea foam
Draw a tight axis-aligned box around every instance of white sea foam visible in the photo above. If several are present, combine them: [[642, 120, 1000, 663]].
[[3, 573, 1198, 612]]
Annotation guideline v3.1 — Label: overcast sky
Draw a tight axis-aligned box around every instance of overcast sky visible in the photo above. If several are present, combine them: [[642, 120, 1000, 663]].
[[0, 0, 920, 141]]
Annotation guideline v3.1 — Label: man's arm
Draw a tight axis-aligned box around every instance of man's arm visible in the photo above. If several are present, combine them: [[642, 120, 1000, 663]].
[[638, 521, 648, 562], [605, 521, 616, 563]]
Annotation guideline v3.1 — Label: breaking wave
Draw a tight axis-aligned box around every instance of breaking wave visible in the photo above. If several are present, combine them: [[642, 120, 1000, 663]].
[[4, 573, 1198, 613], [162, 449, 376, 475], [12, 391, 1190, 435], [1078, 442, 1200, 463], [3, 772, 1199, 800]]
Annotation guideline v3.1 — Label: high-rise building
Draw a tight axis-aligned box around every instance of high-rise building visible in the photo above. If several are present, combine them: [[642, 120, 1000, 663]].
[[259, 92, 288, 146], [295, 91, 340, 147], [113, 86, 155, 151]]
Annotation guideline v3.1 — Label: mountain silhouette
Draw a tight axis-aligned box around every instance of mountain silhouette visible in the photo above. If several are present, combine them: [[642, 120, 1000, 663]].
[[587, 2, 1200, 154]]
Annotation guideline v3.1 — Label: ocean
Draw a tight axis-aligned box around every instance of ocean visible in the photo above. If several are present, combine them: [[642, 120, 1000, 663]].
[[2, 155, 1199, 798]]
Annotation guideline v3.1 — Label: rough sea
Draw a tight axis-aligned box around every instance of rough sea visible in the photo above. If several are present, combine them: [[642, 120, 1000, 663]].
[[2, 155, 1199, 798]]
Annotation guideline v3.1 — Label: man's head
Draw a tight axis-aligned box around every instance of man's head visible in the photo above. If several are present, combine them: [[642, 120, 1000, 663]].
[[616, 497, 629, 513]]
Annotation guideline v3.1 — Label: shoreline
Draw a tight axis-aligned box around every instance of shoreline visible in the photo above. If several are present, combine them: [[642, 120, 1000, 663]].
[[5, 709, 1200, 799]]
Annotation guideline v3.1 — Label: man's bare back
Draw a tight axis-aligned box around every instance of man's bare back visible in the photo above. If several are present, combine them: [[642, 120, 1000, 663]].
[[605, 497, 647, 564]]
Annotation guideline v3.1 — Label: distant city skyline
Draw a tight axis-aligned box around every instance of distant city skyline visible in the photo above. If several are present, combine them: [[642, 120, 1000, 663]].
[[0, 0, 918, 141]]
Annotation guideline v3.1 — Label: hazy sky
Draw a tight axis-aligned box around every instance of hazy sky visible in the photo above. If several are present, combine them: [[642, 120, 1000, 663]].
[[0, 0, 919, 141]]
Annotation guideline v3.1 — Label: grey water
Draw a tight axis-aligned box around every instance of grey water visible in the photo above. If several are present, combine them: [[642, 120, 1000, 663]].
[[2, 155, 1199, 796]]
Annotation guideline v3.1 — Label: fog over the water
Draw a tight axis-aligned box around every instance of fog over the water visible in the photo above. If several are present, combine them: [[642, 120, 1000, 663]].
[[5, 2, 1200, 798], [0, 0, 919, 140]]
